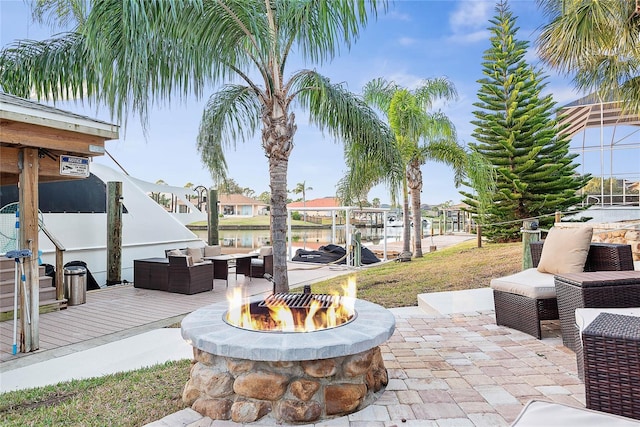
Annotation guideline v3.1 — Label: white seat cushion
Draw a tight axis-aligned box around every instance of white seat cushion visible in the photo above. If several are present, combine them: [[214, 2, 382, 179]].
[[512, 400, 640, 426], [490, 268, 556, 299]]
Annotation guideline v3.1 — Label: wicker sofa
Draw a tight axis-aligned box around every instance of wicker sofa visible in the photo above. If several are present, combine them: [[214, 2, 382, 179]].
[[491, 241, 634, 339], [133, 245, 220, 294]]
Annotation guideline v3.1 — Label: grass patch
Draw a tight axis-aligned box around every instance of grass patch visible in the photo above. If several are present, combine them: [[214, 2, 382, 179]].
[[0, 360, 191, 426], [305, 240, 522, 307], [1, 240, 522, 425]]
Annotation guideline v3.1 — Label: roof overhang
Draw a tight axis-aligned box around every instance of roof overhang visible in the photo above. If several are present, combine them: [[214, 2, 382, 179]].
[[0, 92, 119, 185], [558, 93, 640, 139]]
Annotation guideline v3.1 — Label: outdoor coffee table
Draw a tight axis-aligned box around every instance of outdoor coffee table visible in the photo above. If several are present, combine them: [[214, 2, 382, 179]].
[[204, 253, 258, 286]]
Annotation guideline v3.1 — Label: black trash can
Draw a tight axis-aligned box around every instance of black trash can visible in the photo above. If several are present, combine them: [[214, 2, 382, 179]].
[[64, 266, 87, 306]]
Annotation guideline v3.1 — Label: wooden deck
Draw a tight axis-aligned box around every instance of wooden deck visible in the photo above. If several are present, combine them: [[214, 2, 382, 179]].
[[0, 263, 353, 370]]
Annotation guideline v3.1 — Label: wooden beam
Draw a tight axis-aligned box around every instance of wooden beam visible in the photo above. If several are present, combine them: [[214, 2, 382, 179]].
[[0, 120, 106, 156], [0, 109, 118, 140], [1, 146, 66, 179], [106, 182, 123, 286], [18, 147, 40, 352]]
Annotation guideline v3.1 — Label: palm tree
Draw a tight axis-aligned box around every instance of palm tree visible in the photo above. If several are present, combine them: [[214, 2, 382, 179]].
[[537, 0, 640, 113], [343, 77, 466, 258], [1, 0, 392, 292], [292, 181, 313, 221]]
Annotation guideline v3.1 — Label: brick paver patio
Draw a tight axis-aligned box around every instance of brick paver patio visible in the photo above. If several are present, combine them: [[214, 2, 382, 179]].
[[149, 308, 582, 427]]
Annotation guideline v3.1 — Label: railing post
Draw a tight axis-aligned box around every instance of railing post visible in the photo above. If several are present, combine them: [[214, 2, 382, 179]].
[[55, 248, 64, 302], [522, 220, 541, 269], [476, 224, 482, 248]]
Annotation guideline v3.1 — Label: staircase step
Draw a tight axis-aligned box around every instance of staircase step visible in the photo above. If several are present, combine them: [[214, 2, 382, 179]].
[[0, 275, 53, 294], [0, 287, 58, 313], [0, 264, 47, 281]]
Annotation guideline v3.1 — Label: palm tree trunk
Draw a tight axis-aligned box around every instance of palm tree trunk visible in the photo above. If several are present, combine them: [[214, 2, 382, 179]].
[[269, 157, 289, 292], [263, 105, 295, 293], [408, 161, 423, 257]]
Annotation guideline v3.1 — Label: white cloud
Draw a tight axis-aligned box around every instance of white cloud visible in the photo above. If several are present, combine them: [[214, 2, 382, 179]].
[[447, 1, 492, 44], [385, 71, 425, 90], [449, 1, 492, 33], [447, 29, 490, 44], [387, 10, 412, 22], [398, 37, 417, 47]]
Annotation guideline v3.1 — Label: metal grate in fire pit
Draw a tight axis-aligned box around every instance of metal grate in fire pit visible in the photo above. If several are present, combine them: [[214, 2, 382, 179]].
[[259, 293, 343, 309]]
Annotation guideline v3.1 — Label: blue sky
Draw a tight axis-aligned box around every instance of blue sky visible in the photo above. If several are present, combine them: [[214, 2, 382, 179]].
[[2, 1, 636, 205]]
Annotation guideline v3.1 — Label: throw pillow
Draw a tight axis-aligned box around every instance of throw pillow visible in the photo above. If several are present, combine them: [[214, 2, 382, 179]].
[[204, 245, 222, 257], [537, 227, 593, 274], [166, 249, 183, 257], [259, 246, 273, 257], [187, 247, 204, 263]]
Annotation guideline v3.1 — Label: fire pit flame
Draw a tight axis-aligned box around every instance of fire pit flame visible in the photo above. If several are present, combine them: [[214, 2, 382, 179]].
[[226, 277, 357, 332]]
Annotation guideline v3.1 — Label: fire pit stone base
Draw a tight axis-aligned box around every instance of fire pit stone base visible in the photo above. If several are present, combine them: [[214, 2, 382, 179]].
[[183, 346, 388, 424]]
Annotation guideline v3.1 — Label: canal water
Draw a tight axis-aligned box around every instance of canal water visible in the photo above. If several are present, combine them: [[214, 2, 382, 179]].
[[192, 226, 406, 252]]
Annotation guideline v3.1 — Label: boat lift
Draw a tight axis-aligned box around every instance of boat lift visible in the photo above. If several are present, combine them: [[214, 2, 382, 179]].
[[286, 206, 392, 264]]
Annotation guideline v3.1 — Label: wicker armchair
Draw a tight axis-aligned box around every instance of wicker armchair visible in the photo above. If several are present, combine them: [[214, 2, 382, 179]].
[[492, 241, 634, 339], [250, 247, 274, 279], [167, 256, 214, 294]]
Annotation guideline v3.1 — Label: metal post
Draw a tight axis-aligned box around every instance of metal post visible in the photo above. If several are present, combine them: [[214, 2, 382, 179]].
[[287, 209, 293, 260], [352, 230, 361, 267], [208, 189, 219, 246]]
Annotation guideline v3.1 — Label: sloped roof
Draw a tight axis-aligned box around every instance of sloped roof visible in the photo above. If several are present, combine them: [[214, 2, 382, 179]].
[[218, 194, 265, 206], [0, 92, 119, 138], [558, 92, 640, 139], [287, 197, 340, 209]]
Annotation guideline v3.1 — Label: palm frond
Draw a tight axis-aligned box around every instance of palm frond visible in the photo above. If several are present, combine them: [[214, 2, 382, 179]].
[[292, 70, 396, 160], [282, 0, 386, 65], [362, 77, 397, 116], [197, 84, 262, 183], [413, 77, 458, 110], [0, 33, 98, 102], [32, 0, 89, 29]]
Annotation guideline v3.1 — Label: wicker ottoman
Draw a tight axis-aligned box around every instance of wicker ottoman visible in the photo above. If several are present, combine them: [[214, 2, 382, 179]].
[[576, 308, 640, 381], [555, 271, 640, 352], [583, 313, 640, 420]]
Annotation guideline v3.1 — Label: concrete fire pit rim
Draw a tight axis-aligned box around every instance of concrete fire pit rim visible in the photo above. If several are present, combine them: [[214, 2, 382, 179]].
[[181, 296, 396, 361]]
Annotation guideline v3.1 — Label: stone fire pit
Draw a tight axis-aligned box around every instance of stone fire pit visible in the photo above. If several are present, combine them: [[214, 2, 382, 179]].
[[181, 296, 396, 424]]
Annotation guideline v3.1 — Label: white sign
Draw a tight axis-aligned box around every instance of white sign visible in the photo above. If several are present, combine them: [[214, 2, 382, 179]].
[[60, 155, 90, 177]]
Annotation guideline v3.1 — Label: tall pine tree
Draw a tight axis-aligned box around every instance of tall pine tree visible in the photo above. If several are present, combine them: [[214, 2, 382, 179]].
[[461, 0, 588, 242]]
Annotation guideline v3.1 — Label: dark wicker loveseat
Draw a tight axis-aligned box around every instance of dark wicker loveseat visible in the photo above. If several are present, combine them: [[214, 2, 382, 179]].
[[492, 241, 634, 339]]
